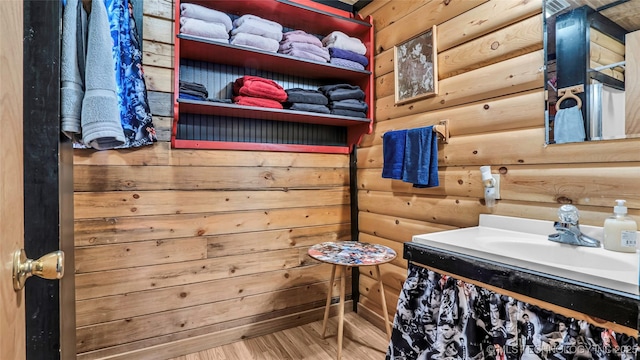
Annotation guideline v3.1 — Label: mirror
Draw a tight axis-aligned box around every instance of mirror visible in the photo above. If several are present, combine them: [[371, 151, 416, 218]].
[[544, 0, 640, 144]]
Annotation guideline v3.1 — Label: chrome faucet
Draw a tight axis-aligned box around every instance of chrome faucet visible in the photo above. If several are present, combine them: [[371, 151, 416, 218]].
[[548, 205, 601, 247]]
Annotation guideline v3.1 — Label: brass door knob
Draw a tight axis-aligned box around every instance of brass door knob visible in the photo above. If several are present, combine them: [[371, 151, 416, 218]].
[[13, 249, 64, 291]]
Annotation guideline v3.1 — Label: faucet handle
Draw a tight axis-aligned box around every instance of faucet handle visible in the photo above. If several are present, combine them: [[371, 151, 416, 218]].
[[557, 204, 579, 225]]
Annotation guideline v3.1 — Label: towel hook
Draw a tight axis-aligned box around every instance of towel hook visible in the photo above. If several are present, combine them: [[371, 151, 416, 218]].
[[555, 85, 584, 111]]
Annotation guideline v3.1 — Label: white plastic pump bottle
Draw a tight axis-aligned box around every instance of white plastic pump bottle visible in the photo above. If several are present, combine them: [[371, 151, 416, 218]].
[[603, 199, 637, 253]]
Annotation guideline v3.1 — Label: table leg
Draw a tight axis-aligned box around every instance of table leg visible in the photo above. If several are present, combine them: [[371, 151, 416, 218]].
[[321, 264, 336, 339], [337, 265, 346, 360], [375, 265, 392, 340]]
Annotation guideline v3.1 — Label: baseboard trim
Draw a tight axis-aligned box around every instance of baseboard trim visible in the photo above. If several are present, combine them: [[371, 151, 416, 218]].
[[84, 301, 353, 360]]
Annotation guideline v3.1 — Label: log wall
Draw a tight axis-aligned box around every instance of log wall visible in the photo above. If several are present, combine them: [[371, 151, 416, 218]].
[[356, 0, 640, 330], [72, 1, 352, 358], [71, 0, 640, 357]]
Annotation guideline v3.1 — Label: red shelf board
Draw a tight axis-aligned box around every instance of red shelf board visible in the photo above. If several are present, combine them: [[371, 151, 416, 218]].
[[173, 139, 351, 154], [178, 99, 371, 127], [185, 0, 370, 37], [178, 35, 370, 81]]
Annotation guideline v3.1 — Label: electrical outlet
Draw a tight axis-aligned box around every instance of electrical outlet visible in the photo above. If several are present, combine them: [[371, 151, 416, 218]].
[[492, 174, 501, 199]]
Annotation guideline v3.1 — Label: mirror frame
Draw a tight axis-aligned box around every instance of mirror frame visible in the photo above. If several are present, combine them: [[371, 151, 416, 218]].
[[544, 0, 630, 145]]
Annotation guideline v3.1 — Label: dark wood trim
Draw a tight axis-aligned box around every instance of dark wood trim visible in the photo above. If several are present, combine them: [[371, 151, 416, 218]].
[[23, 0, 75, 358], [350, 147, 359, 311], [404, 242, 639, 330]]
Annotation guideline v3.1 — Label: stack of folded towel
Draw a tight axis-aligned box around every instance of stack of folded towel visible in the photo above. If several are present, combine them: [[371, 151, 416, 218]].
[[278, 30, 330, 63], [318, 83, 368, 118], [284, 88, 330, 114], [233, 75, 288, 109], [322, 31, 367, 69], [179, 81, 208, 101], [328, 47, 368, 70], [230, 14, 282, 53], [179, 3, 232, 43]]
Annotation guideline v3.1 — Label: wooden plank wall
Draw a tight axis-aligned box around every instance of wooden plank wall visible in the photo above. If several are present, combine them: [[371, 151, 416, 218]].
[[356, 0, 640, 330], [72, 1, 353, 358]]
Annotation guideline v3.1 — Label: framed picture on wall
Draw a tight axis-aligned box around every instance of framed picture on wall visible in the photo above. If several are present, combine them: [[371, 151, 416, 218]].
[[394, 25, 438, 105]]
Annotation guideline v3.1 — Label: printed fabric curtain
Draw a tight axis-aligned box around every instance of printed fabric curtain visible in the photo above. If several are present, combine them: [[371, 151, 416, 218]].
[[105, 0, 156, 148], [387, 263, 637, 360], [61, 0, 156, 150]]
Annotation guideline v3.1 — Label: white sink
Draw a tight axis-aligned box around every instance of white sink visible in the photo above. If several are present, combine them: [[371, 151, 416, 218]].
[[412, 214, 639, 295]]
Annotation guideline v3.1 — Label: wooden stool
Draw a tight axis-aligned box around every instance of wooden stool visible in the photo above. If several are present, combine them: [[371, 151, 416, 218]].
[[308, 241, 396, 360]]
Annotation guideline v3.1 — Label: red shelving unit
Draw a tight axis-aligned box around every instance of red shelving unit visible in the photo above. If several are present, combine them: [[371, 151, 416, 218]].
[[172, 0, 374, 154]]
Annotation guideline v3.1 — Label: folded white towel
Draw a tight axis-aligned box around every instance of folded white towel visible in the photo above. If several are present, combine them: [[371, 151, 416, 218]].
[[233, 14, 283, 32], [322, 31, 367, 55], [231, 16, 283, 41], [279, 42, 330, 61], [230, 32, 279, 53], [180, 17, 229, 40], [180, 3, 232, 32]]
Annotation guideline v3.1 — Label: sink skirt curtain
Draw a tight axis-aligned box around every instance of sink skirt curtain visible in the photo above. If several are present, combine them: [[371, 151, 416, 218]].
[[386, 263, 637, 360]]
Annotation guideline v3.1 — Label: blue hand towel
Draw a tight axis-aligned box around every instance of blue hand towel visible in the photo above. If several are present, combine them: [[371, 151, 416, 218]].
[[554, 105, 586, 144], [382, 130, 407, 180], [402, 126, 439, 188]]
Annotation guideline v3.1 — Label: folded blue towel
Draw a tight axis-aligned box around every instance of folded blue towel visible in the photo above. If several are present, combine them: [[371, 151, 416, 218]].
[[554, 106, 586, 144], [382, 130, 407, 180], [328, 47, 369, 67], [402, 126, 439, 188], [179, 92, 206, 101]]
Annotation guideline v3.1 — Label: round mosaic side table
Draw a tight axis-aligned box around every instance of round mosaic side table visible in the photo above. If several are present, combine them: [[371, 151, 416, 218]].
[[307, 241, 397, 360]]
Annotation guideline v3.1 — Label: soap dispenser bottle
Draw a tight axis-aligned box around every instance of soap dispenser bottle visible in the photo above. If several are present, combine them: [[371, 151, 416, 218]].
[[603, 199, 637, 253]]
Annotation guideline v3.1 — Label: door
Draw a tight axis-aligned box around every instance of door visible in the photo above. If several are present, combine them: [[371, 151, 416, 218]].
[[1, 0, 27, 358], [2, 1, 76, 359]]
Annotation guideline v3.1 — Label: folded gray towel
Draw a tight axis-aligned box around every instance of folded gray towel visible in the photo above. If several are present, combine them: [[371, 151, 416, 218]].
[[281, 48, 328, 63], [231, 15, 282, 42], [288, 103, 330, 114], [282, 30, 323, 47], [81, 0, 125, 150], [180, 3, 232, 32], [61, 0, 86, 139], [279, 42, 330, 61], [180, 17, 229, 41], [319, 84, 365, 101], [331, 109, 367, 118], [285, 88, 328, 105], [330, 99, 368, 112], [330, 57, 365, 70], [230, 32, 279, 53]]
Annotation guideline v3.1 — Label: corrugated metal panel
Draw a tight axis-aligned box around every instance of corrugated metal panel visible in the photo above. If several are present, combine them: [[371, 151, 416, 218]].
[[177, 114, 347, 146], [177, 59, 348, 147]]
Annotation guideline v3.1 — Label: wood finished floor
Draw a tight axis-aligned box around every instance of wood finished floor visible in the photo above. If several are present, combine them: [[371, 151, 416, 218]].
[[168, 312, 389, 360]]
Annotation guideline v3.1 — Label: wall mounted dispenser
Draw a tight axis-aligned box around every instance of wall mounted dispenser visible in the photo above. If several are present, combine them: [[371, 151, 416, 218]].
[[480, 166, 500, 208]]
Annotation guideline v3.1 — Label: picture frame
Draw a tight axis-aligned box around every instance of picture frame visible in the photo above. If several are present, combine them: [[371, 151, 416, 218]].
[[394, 25, 438, 105]]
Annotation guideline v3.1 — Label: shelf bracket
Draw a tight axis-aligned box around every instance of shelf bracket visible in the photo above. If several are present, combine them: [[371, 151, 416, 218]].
[[433, 119, 449, 144]]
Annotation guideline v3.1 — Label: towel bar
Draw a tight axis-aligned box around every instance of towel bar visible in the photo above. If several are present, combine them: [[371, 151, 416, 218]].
[[381, 119, 449, 143]]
